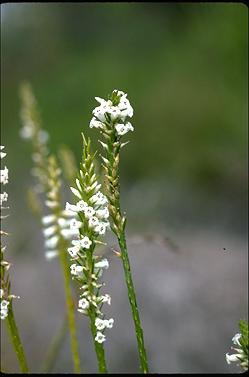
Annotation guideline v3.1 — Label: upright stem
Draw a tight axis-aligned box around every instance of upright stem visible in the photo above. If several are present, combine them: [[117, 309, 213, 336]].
[[118, 231, 149, 374], [5, 301, 29, 373], [59, 240, 81, 373]]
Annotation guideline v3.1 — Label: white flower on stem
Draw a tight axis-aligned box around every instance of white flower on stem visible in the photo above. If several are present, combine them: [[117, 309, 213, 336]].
[[115, 123, 130, 136], [0, 308, 8, 320], [0, 146, 7, 159], [45, 235, 59, 249], [65, 202, 79, 213], [76, 200, 88, 212], [0, 192, 8, 206], [61, 228, 79, 239], [95, 258, 109, 269], [19, 125, 35, 140], [70, 264, 84, 276], [232, 333, 242, 346], [42, 214, 56, 225], [100, 294, 111, 305], [37, 130, 49, 144], [95, 331, 106, 344], [108, 106, 121, 120], [43, 225, 57, 238], [80, 236, 92, 249], [96, 207, 109, 219], [0, 300, 9, 309], [88, 216, 100, 229], [78, 297, 89, 310], [67, 245, 80, 258], [93, 106, 108, 122], [45, 200, 59, 208], [84, 206, 96, 219], [0, 167, 9, 185], [94, 222, 108, 235], [57, 217, 71, 228], [0, 289, 4, 299], [70, 186, 82, 199], [70, 219, 83, 230], [90, 117, 104, 129], [226, 352, 241, 364], [90, 192, 108, 206], [45, 250, 59, 260], [95, 317, 106, 331], [104, 318, 114, 329]]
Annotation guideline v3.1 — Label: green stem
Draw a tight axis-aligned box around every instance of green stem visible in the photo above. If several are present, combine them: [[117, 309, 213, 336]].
[[59, 241, 81, 373], [5, 301, 29, 373], [41, 316, 68, 373], [89, 307, 108, 373], [118, 231, 149, 374]]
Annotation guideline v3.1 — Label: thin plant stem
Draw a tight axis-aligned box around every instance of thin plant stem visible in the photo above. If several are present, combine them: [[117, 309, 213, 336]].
[[41, 316, 68, 373], [58, 239, 81, 373], [5, 301, 29, 373]]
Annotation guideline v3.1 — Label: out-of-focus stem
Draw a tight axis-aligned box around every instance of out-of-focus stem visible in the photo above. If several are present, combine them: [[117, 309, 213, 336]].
[[5, 302, 29, 373]]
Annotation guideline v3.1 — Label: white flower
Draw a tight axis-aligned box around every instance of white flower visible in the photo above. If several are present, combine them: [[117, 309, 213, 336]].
[[65, 202, 79, 212], [95, 258, 109, 269], [94, 222, 108, 235], [95, 331, 106, 344], [76, 200, 88, 212], [90, 117, 104, 129], [96, 207, 109, 219], [126, 121, 134, 131], [232, 333, 242, 346], [42, 214, 56, 225], [0, 167, 8, 185], [0, 289, 4, 299], [226, 352, 240, 364], [61, 228, 79, 239], [0, 146, 7, 159], [70, 264, 84, 276], [0, 192, 8, 206], [90, 192, 108, 206], [70, 186, 82, 199], [70, 219, 82, 230], [67, 245, 80, 258], [0, 308, 8, 320], [104, 318, 114, 329], [43, 225, 57, 238], [57, 217, 71, 228], [78, 297, 89, 310], [93, 106, 108, 122], [45, 235, 59, 249], [95, 318, 106, 331], [19, 125, 35, 140], [107, 106, 121, 120], [100, 294, 111, 305], [0, 300, 9, 309], [37, 130, 49, 144], [45, 250, 59, 260], [88, 216, 100, 228], [115, 123, 130, 136], [84, 206, 96, 219], [45, 200, 59, 208], [80, 236, 92, 249]]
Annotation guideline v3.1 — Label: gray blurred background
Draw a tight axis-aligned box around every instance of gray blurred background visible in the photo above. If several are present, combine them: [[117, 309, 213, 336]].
[[1, 3, 248, 373]]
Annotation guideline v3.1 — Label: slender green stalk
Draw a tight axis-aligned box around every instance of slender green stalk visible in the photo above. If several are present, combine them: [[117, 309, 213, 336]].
[[41, 316, 68, 373], [5, 301, 29, 373], [58, 239, 81, 373]]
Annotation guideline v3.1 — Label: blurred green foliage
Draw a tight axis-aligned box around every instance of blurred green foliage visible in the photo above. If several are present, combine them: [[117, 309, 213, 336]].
[[1, 3, 248, 203]]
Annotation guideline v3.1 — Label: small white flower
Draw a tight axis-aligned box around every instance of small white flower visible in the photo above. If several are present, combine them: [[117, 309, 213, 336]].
[[78, 297, 89, 310], [70, 186, 82, 199], [93, 106, 108, 122], [88, 216, 100, 228], [0, 308, 8, 320], [95, 318, 106, 331], [226, 352, 240, 364], [94, 222, 108, 235], [45, 235, 59, 249], [76, 200, 88, 212], [65, 202, 79, 212], [70, 219, 83, 230], [104, 318, 114, 329], [115, 123, 130, 136], [70, 264, 84, 276], [19, 125, 35, 140], [95, 331, 106, 344], [67, 245, 80, 258], [42, 214, 56, 225], [96, 207, 109, 219], [57, 217, 71, 228], [0, 167, 8, 185], [45, 250, 59, 260], [43, 225, 57, 238], [0, 300, 9, 309], [100, 294, 111, 305], [45, 200, 59, 208], [90, 117, 104, 129], [232, 333, 242, 346], [107, 106, 121, 120], [0, 146, 7, 159], [80, 236, 92, 249], [90, 192, 108, 206], [95, 258, 109, 269], [0, 289, 4, 299], [0, 192, 8, 206], [84, 206, 96, 219], [126, 121, 134, 131], [61, 228, 80, 239], [37, 130, 49, 144]]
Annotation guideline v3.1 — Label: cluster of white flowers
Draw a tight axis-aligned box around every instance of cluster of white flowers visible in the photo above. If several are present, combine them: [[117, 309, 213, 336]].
[[64, 147, 114, 343], [226, 332, 248, 370], [89, 90, 134, 136]]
